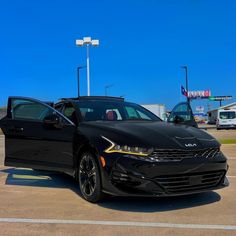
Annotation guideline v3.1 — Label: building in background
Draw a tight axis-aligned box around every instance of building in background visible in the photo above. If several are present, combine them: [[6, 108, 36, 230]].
[[207, 102, 236, 124], [141, 104, 166, 121]]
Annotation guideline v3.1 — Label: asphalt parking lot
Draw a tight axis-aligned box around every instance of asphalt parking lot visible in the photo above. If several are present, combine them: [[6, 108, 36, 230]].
[[0, 133, 236, 236]]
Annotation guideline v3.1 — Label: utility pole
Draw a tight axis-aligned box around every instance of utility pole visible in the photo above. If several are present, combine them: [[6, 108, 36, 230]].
[[181, 65, 190, 103]]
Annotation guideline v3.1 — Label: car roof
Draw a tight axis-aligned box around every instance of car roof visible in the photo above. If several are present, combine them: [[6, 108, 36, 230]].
[[59, 96, 125, 102]]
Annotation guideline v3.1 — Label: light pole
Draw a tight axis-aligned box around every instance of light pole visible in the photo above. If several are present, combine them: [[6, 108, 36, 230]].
[[77, 66, 86, 97], [105, 84, 114, 96], [76, 37, 99, 96], [181, 65, 190, 103]]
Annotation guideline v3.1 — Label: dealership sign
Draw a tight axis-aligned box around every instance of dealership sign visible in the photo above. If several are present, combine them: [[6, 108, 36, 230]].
[[208, 96, 232, 101], [188, 90, 211, 99], [195, 106, 204, 113]]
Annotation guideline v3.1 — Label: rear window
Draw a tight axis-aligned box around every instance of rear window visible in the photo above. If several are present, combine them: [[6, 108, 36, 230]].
[[219, 111, 236, 119]]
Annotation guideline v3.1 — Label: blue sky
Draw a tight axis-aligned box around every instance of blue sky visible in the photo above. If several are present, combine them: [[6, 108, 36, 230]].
[[0, 0, 236, 111]]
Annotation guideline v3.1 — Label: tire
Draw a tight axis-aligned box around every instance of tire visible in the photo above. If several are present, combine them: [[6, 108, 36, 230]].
[[78, 152, 104, 203]]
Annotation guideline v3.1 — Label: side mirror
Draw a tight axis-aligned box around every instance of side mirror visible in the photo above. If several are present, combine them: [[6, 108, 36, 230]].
[[43, 114, 61, 128], [173, 115, 185, 124]]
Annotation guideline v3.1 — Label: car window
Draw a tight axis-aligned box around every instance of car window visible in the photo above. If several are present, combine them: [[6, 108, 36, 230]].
[[64, 106, 76, 119], [75, 100, 160, 122], [106, 109, 122, 120], [220, 111, 236, 119], [11, 99, 52, 121], [125, 106, 140, 119], [137, 110, 152, 120], [61, 103, 79, 125], [168, 103, 193, 122]]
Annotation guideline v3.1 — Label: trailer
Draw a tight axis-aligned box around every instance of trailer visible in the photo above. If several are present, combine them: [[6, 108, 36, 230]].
[[141, 104, 166, 121]]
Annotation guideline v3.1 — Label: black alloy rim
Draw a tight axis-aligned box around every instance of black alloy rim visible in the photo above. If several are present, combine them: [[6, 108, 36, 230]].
[[79, 154, 97, 196]]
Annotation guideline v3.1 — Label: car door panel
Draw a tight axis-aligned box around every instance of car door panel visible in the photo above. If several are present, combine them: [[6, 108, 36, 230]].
[[167, 102, 198, 128], [1, 97, 76, 173]]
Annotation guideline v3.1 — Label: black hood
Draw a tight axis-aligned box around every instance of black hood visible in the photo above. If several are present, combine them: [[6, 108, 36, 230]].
[[80, 121, 219, 150]]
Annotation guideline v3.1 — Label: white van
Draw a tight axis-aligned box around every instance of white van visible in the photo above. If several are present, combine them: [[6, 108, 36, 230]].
[[217, 109, 236, 129]]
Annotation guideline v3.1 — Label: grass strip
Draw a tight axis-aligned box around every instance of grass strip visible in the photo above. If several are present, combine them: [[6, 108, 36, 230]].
[[219, 139, 236, 144]]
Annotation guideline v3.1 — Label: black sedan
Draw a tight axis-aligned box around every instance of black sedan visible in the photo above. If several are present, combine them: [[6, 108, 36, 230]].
[[0, 96, 229, 202]]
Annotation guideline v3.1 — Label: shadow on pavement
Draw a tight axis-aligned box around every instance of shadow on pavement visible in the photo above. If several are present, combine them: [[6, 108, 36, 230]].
[[1, 167, 221, 213], [98, 192, 221, 212], [2, 167, 81, 195]]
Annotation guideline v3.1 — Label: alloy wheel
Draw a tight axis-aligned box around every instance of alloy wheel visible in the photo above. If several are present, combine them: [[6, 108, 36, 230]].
[[79, 154, 97, 196]]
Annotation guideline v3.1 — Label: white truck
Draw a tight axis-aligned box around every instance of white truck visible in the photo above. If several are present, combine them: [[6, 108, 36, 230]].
[[216, 109, 236, 130]]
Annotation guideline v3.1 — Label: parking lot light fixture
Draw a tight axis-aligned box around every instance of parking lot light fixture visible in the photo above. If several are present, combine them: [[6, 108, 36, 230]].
[[76, 37, 99, 96], [105, 84, 114, 96]]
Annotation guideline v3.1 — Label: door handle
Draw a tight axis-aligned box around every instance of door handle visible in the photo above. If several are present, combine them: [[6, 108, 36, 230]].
[[9, 127, 24, 133]]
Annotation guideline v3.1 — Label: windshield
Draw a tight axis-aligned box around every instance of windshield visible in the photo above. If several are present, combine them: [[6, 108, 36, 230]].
[[75, 100, 161, 122], [219, 111, 236, 119]]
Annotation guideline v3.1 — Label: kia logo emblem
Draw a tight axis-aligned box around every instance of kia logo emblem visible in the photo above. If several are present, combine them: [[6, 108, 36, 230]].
[[185, 143, 197, 147]]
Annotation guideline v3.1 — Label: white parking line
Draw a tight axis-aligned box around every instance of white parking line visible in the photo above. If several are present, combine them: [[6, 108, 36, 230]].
[[227, 176, 236, 178], [0, 218, 235, 230]]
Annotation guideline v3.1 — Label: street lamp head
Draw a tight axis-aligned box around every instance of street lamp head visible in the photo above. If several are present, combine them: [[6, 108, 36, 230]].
[[181, 65, 188, 69], [91, 39, 99, 46], [76, 39, 84, 46], [76, 37, 100, 47], [83, 37, 92, 44], [77, 65, 86, 69], [105, 84, 114, 89]]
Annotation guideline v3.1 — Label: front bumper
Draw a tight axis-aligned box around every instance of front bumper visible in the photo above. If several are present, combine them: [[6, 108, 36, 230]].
[[101, 152, 229, 197]]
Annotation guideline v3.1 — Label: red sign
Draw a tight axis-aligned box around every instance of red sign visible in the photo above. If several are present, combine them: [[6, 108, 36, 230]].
[[188, 90, 211, 98]]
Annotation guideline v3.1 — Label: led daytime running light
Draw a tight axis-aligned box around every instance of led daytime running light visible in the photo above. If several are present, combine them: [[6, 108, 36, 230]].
[[102, 136, 152, 156]]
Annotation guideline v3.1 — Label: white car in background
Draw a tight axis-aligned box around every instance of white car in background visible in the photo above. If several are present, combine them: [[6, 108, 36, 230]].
[[217, 109, 236, 130]]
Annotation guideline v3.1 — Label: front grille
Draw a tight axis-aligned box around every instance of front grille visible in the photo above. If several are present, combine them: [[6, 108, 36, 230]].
[[148, 147, 220, 162], [155, 170, 225, 193]]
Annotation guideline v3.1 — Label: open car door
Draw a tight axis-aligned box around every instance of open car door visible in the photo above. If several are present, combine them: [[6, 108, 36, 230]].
[[167, 102, 198, 128], [0, 97, 76, 174]]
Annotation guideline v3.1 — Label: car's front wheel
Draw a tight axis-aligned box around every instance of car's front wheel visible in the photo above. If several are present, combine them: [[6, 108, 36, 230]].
[[78, 152, 104, 202]]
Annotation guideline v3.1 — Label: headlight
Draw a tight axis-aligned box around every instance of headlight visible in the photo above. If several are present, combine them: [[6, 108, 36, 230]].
[[101, 136, 153, 156]]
